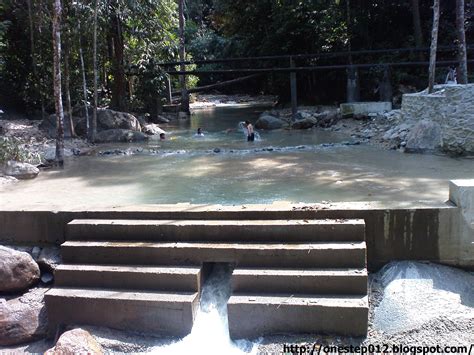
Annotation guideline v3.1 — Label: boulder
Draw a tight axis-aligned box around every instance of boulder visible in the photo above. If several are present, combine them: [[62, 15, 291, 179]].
[[255, 113, 286, 130], [95, 129, 148, 143], [0, 246, 40, 293], [37, 247, 61, 273], [406, 120, 442, 152], [152, 115, 171, 124], [0, 288, 47, 346], [291, 113, 318, 129], [3, 160, 39, 180], [45, 328, 103, 355], [44, 148, 74, 162], [73, 109, 142, 136], [317, 112, 340, 128], [97, 109, 141, 132], [143, 124, 166, 136], [39, 114, 80, 139]]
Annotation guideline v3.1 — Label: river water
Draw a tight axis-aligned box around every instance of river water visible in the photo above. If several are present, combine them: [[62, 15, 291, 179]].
[[1, 105, 473, 208]]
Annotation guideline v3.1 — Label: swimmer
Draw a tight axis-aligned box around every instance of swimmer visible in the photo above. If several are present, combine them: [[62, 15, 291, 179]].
[[195, 127, 204, 137], [159, 133, 165, 140], [245, 120, 255, 142]]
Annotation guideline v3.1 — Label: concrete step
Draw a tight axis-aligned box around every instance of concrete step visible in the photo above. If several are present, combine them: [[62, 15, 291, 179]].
[[66, 219, 365, 242], [232, 268, 367, 295], [61, 241, 367, 268], [227, 294, 368, 339], [45, 288, 199, 337], [54, 264, 202, 292]]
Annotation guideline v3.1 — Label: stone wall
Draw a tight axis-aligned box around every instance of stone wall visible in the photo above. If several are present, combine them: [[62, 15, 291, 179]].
[[402, 84, 474, 154]]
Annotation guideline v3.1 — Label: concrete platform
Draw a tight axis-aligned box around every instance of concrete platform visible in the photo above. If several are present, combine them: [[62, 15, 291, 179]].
[[54, 264, 202, 292], [45, 288, 199, 337], [232, 268, 367, 295], [66, 219, 365, 242], [61, 241, 367, 268], [227, 294, 369, 339]]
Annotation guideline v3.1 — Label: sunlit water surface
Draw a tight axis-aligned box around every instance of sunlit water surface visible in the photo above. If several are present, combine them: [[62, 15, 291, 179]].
[[1, 105, 473, 208]]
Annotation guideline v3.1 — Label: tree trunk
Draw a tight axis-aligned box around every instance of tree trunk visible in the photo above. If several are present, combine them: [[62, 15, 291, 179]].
[[428, 0, 440, 93], [53, 0, 65, 167], [110, 3, 126, 111], [26, 0, 45, 119], [90, 0, 98, 143], [78, 20, 90, 133], [411, 0, 424, 48], [63, 37, 76, 137], [178, 0, 189, 114], [457, 0, 468, 84]]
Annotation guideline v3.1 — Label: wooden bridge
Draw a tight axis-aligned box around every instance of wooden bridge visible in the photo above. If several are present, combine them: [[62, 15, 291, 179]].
[[157, 45, 473, 119]]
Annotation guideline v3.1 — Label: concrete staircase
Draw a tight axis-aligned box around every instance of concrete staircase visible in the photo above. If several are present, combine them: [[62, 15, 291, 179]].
[[45, 218, 368, 338]]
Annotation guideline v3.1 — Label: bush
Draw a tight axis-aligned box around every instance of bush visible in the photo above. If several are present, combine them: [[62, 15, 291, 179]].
[[0, 136, 40, 164]]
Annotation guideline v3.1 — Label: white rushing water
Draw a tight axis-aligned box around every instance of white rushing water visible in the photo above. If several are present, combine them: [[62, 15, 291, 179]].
[[149, 264, 258, 355]]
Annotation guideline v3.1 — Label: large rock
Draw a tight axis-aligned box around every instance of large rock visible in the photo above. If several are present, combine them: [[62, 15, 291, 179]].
[[406, 120, 442, 152], [143, 124, 166, 136], [72, 108, 142, 137], [45, 328, 103, 355], [3, 160, 39, 180], [0, 246, 40, 293], [37, 247, 61, 273], [291, 112, 318, 129], [96, 109, 141, 132], [95, 129, 148, 143], [0, 288, 47, 346], [39, 114, 80, 139], [255, 113, 286, 130]]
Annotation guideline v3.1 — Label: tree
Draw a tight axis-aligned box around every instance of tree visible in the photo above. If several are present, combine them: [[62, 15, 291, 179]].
[[52, 0, 64, 166], [412, 0, 424, 51], [428, 0, 440, 93], [178, 0, 189, 114], [90, 0, 98, 143], [456, 0, 468, 84]]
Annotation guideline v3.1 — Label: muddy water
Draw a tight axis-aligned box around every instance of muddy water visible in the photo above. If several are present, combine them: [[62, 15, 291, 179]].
[[1, 106, 473, 208]]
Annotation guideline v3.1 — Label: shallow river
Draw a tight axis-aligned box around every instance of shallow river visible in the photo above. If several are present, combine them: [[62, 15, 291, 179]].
[[2, 105, 473, 208]]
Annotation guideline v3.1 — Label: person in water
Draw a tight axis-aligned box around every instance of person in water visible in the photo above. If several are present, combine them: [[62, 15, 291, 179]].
[[245, 120, 255, 142], [159, 133, 166, 140], [195, 127, 204, 137]]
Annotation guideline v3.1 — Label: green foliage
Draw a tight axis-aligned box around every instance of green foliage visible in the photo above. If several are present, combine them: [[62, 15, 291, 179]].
[[0, 136, 40, 164]]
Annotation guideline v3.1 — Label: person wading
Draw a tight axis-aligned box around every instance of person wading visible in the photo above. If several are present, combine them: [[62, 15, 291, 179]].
[[245, 120, 255, 142]]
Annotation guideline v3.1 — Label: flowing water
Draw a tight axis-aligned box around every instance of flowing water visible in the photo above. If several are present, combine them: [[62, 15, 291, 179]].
[[1, 105, 473, 209], [149, 263, 257, 355]]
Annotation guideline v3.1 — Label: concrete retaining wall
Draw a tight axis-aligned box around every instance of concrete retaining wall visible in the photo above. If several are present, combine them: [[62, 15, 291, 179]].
[[1, 181, 473, 270], [402, 84, 474, 154]]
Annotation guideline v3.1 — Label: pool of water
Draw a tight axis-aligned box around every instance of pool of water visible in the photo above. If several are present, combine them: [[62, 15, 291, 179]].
[[1, 105, 473, 208]]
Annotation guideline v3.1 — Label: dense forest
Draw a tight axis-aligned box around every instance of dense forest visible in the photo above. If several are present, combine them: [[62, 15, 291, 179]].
[[0, 0, 472, 115]]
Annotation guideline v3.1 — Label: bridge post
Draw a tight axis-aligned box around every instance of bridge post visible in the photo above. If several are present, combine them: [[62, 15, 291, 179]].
[[166, 76, 172, 104], [290, 57, 298, 121], [346, 65, 360, 103]]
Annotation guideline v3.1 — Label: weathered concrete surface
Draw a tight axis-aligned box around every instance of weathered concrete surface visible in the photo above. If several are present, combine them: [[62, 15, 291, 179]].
[[402, 84, 474, 154], [228, 294, 369, 339], [61, 241, 366, 268], [444, 180, 474, 269], [66, 219, 365, 242], [340, 102, 392, 117], [0, 197, 471, 270], [232, 268, 367, 295], [54, 265, 202, 292], [45, 288, 199, 337]]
